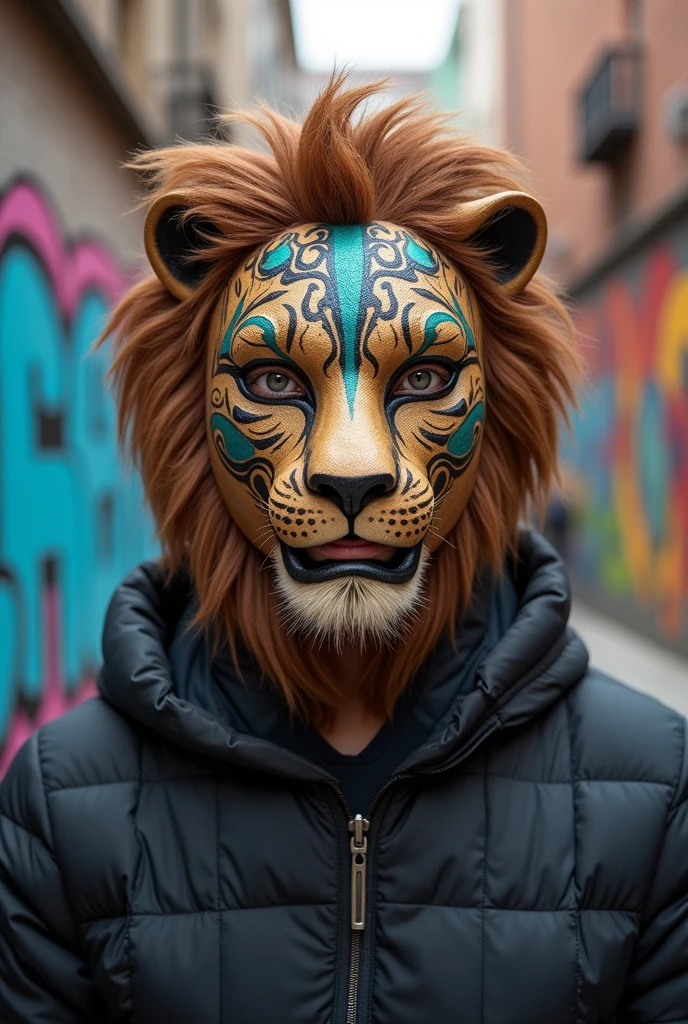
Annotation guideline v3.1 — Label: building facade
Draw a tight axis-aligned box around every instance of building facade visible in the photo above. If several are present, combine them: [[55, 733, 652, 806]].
[[0, 0, 299, 771], [513, 0, 688, 657], [502, 0, 688, 283], [444, 0, 688, 653]]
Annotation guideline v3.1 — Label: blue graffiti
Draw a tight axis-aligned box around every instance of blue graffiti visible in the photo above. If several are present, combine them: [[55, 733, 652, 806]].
[[0, 232, 155, 738]]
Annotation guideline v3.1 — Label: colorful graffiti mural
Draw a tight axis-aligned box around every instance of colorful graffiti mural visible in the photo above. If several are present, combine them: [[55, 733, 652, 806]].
[[563, 224, 688, 650], [0, 179, 155, 772]]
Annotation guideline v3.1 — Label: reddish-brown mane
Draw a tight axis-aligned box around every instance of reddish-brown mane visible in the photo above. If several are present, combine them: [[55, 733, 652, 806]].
[[103, 75, 580, 728]]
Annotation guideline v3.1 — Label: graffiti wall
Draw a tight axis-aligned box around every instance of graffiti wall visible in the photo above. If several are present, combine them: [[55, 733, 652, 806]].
[[563, 212, 688, 653], [0, 179, 154, 773]]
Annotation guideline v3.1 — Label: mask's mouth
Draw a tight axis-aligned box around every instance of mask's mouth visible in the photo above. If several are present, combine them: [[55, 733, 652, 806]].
[[279, 538, 423, 584]]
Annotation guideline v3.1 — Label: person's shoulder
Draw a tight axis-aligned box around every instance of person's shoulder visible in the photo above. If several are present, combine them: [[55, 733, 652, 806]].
[[2, 697, 141, 805], [568, 666, 687, 791]]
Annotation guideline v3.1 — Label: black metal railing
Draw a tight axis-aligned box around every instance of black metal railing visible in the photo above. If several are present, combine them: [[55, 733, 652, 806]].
[[579, 45, 641, 163]]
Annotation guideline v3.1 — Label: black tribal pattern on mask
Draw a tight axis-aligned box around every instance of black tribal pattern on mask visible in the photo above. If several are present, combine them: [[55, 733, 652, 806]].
[[207, 222, 485, 547]]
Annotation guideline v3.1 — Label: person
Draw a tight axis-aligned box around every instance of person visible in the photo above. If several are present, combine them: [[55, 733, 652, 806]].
[[1, 77, 687, 1024]]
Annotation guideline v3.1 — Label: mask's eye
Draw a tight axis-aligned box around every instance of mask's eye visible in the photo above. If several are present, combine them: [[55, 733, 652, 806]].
[[394, 364, 451, 396], [246, 367, 307, 399]]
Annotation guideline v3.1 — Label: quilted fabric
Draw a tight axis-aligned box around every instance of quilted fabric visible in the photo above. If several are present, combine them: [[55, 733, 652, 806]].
[[1, 531, 687, 1024]]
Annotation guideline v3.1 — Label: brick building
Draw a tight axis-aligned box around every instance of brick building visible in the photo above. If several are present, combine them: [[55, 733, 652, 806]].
[[503, 0, 688, 282], [442, 0, 688, 653], [435, 0, 688, 652]]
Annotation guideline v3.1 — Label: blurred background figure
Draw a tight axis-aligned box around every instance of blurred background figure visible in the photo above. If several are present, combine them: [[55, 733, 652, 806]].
[[0, 0, 686, 773]]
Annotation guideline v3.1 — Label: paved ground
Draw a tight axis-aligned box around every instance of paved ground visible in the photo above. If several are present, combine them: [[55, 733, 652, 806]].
[[570, 601, 688, 719]]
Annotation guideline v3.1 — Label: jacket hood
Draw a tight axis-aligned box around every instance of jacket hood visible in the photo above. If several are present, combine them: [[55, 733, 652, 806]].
[[98, 529, 589, 781]]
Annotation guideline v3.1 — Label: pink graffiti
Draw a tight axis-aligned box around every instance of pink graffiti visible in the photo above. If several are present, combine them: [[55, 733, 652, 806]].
[[0, 179, 124, 316], [0, 180, 126, 770]]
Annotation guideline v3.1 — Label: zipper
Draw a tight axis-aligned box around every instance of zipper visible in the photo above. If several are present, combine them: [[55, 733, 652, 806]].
[[346, 930, 361, 1024], [346, 814, 369, 1024], [349, 814, 369, 930], [333, 717, 502, 1024]]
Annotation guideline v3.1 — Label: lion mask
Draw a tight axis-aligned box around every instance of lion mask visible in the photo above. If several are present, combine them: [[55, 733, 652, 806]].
[[144, 191, 545, 645], [105, 77, 577, 726]]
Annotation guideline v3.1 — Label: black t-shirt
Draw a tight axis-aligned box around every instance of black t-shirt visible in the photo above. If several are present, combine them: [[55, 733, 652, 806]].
[[265, 685, 435, 816]]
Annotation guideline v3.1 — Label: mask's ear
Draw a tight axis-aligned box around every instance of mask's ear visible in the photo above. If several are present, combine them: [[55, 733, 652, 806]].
[[144, 192, 219, 301], [456, 191, 547, 294]]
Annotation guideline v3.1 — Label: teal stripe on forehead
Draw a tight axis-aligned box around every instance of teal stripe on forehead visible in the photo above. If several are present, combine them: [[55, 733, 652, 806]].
[[328, 224, 365, 417]]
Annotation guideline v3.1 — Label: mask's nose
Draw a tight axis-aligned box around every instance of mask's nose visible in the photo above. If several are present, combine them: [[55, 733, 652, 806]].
[[309, 473, 395, 519]]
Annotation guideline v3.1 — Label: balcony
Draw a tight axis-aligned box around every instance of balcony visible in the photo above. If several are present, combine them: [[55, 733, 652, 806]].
[[164, 60, 218, 141], [579, 45, 641, 164]]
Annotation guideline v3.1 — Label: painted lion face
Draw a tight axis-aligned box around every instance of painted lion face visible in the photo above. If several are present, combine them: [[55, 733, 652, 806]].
[[204, 222, 483, 639], [144, 193, 546, 643]]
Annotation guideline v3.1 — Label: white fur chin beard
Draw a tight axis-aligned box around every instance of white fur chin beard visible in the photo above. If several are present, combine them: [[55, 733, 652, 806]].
[[270, 546, 430, 650]]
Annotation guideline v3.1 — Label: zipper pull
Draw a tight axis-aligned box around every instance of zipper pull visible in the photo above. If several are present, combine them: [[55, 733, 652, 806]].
[[349, 814, 370, 931]]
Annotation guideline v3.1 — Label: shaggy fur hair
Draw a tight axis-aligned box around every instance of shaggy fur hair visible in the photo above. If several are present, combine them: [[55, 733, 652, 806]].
[[103, 75, 580, 728]]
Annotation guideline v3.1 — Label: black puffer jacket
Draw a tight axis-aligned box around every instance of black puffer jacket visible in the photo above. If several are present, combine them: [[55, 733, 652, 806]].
[[1, 532, 687, 1024]]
